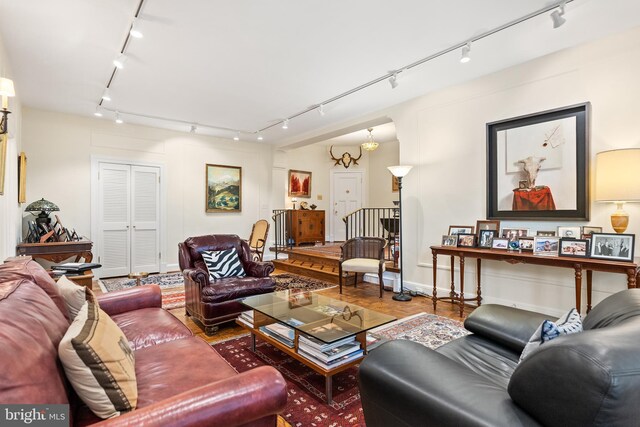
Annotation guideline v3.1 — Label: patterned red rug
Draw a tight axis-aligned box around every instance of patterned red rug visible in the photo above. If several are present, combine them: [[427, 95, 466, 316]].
[[212, 313, 468, 426]]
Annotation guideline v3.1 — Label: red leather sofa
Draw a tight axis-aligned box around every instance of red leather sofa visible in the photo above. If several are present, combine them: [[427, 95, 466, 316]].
[[179, 235, 276, 335], [0, 257, 287, 426]]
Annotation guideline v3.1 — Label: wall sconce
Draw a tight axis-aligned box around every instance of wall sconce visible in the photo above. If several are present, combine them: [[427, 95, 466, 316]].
[[595, 148, 640, 233], [0, 77, 15, 135]]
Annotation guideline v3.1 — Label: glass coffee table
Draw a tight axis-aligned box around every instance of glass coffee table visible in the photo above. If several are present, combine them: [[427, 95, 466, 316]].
[[239, 290, 395, 404]]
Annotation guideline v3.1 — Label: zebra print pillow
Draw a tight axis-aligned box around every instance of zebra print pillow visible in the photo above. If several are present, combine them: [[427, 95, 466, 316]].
[[201, 248, 246, 281]]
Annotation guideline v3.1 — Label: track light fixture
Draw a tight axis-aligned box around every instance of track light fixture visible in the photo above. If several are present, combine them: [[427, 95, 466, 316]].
[[94, 106, 103, 117], [190, 125, 197, 133], [233, 131, 240, 141], [113, 54, 127, 69], [257, 134, 264, 141], [550, 2, 567, 28], [460, 42, 471, 63], [282, 119, 289, 130], [388, 73, 399, 89], [101, 88, 112, 102], [130, 18, 144, 38], [115, 111, 123, 124], [318, 104, 326, 116]]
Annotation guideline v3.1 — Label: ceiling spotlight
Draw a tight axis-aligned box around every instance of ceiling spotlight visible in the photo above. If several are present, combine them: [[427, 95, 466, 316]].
[[460, 42, 471, 63], [550, 2, 566, 28], [388, 73, 398, 89], [115, 111, 123, 124], [319, 104, 326, 116], [257, 134, 264, 141], [113, 54, 127, 69], [94, 106, 103, 117], [282, 119, 289, 130], [233, 132, 240, 141], [130, 18, 144, 38], [190, 125, 197, 133], [101, 88, 112, 102]]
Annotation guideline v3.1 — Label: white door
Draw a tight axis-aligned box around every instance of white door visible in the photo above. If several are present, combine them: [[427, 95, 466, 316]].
[[131, 166, 160, 273], [332, 171, 363, 241], [98, 163, 131, 277], [97, 162, 160, 277]]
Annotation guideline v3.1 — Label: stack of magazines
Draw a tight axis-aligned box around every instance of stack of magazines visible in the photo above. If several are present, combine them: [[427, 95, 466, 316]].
[[51, 262, 101, 277], [259, 318, 303, 348], [298, 334, 363, 369], [237, 310, 254, 327]]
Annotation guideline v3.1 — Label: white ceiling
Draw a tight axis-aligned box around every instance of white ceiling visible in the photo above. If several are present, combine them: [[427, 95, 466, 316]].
[[1, 0, 640, 146]]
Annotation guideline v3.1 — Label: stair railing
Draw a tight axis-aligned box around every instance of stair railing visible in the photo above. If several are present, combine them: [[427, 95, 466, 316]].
[[271, 209, 293, 260], [343, 207, 399, 262]]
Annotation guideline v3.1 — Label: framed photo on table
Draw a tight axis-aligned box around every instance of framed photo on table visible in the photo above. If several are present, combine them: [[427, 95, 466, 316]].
[[448, 225, 475, 235], [559, 238, 589, 258], [519, 237, 534, 251], [457, 234, 476, 247], [502, 228, 529, 240], [491, 238, 509, 250], [442, 235, 459, 247], [486, 103, 590, 220], [533, 237, 560, 256], [557, 226, 581, 239], [589, 233, 634, 262], [478, 229, 496, 248], [476, 220, 501, 236]]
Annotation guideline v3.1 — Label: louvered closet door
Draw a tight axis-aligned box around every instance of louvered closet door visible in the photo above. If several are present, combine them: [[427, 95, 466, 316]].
[[98, 163, 131, 277], [131, 166, 160, 273]]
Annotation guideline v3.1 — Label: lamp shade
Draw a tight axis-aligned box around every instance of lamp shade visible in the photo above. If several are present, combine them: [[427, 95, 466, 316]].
[[25, 198, 60, 214], [595, 149, 640, 202], [0, 78, 15, 97], [387, 165, 413, 178]]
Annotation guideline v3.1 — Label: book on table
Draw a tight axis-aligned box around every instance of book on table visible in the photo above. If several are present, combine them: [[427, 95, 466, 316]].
[[298, 333, 356, 352], [298, 348, 365, 369], [52, 262, 102, 272], [298, 341, 361, 363]]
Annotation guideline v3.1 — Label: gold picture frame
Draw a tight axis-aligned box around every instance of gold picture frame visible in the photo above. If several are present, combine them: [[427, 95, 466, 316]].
[[18, 151, 27, 203], [206, 164, 242, 212], [288, 169, 312, 198]]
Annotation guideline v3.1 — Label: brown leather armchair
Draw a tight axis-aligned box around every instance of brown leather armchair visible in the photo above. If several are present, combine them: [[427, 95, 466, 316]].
[[179, 234, 276, 335]]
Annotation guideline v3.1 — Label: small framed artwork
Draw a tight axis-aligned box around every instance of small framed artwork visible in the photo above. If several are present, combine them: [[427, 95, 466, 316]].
[[457, 234, 476, 247], [502, 228, 529, 240], [559, 238, 589, 258], [589, 233, 635, 262], [533, 236, 560, 256], [519, 237, 534, 251], [537, 230, 556, 237], [288, 169, 312, 198], [289, 289, 313, 308], [442, 235, 459, 247], [206, 164, 242, 212], [478, 229, 496, 248], [392, 175, 399, 192], [448, 225, 475, 235], [582, 226, 603, 235], [491, 238, 509, 250], [557, 226, 581, 239], [581, 233, 592, 240], [18, 151, 27, 204], [476, 220, 501, 236]]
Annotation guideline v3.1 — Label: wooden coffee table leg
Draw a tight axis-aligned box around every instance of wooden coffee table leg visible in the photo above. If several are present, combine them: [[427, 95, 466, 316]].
[[325, 375, 333, 404], [459, 255, 465, 318]]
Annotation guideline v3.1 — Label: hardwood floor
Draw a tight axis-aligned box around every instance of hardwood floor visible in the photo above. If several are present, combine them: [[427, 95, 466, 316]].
[[94, 269, 473, 345]]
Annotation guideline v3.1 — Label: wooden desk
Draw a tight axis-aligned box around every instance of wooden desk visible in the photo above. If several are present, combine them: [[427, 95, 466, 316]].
[[431, 245, 639, 317], [16, 240, 93, 264]]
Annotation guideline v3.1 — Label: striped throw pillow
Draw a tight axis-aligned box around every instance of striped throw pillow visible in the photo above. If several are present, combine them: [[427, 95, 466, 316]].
[[519, 307, 582, 362], [201, 248, 246, 281]]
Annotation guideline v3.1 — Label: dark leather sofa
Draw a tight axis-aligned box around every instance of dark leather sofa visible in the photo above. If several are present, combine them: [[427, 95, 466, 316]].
[[179, 234, 275, 335], [359, 289, 640, 427], [0, 257, 287, 426]]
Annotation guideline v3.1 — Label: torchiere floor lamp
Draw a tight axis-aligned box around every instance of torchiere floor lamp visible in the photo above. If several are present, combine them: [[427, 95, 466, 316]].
[[388, 165, 413, 302]]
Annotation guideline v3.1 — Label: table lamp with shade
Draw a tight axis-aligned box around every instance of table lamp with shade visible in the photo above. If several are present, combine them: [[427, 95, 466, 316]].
[[387, 165, 412, 302], [594, 148, 640, 233], [25, 198, 60, 225]]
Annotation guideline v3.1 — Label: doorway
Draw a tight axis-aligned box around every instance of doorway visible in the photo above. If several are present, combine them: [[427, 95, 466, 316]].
[[91, 159, 164, 278], [330, 170, 364, 242]]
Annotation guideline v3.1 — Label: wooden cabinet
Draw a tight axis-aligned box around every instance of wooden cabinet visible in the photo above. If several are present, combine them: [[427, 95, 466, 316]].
[[288, 210, 325, 246]]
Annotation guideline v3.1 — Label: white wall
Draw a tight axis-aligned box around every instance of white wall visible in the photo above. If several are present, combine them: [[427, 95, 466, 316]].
[[368, 140, 399, 207], [0, 34, 23, 261], [388, 26, 640, 315], [22, 109, 273, 271]]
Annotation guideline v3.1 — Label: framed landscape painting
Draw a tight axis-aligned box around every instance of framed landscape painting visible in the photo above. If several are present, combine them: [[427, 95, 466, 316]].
[[206, 164, 241, 212], [288, 169, 312, 198], [486, 103, 590, 220]]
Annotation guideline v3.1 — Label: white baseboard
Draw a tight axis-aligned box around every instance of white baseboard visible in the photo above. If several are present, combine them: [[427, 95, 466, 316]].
[[166, 263, 179, 272]]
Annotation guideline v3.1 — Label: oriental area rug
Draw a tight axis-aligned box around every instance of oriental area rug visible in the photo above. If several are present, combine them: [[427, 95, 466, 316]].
[[99, 273, 336, 310], [213, 313, 469, 427]]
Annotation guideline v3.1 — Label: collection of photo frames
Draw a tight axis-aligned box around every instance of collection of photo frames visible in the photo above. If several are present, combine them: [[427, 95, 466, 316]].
[[442, 220, 635, 262]]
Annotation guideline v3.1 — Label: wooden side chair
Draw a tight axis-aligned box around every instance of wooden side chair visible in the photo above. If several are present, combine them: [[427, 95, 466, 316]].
[[248, 219, 270, 261], [339, 237, 387, 298]]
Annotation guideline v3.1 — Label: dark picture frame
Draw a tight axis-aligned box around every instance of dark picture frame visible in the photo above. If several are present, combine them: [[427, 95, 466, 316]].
[[457, 233, 476, 247], [442, 235, 458, 247], [559, 238, 589, 258], [589, 233, 635, 262], [288, 169, 312, 198], [206, 164, 242, 212], [478, 229, 495, 248], [486, 103, 590, 220]]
